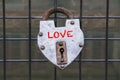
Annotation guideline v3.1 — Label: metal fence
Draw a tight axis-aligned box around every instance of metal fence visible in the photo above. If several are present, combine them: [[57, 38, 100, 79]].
[[0, 0, 120, 80]]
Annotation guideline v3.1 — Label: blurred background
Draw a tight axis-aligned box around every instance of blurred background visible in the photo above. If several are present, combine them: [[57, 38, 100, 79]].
[[0, 0, 120, 80]]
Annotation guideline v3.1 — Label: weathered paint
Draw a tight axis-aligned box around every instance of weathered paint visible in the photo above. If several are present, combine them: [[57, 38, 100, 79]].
[[37, 19, 84, 69]]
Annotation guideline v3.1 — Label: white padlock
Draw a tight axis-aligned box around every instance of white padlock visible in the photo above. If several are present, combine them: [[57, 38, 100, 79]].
[[37, 7, 84, 69]]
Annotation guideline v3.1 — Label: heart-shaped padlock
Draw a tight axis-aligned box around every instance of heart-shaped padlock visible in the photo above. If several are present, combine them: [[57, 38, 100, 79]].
[[37, 7, 84, 69]]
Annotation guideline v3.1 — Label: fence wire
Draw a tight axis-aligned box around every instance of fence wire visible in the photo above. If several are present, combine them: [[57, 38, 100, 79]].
[[1, 0, 120, 80]]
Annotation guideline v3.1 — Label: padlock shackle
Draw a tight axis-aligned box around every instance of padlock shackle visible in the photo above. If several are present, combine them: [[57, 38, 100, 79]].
[[42, 7, 74, 20]]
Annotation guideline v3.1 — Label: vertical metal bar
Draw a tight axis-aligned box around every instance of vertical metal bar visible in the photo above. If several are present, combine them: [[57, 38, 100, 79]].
[[54, 0, 57, 21], [2, 0, 6, 80], [79, 0, 83, 80], [105, 0, 109, 80], [54, 0, 57, 80], [28, 0, 32, 80]]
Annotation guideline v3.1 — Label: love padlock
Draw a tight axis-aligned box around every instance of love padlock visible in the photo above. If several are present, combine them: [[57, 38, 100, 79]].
[[37, 7, 84, 69]]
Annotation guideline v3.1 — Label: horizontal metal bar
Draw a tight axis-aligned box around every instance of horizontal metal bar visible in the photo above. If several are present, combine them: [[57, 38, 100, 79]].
[[0, 38, 36, 41], [0, 59, 120, 62], [0, 16, 120, 19], [0, 16, 40, 19], [86, 38, 120, 40], [0, 38, 120, 41]]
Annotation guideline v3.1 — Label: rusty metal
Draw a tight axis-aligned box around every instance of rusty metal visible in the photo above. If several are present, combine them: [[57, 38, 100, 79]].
[[59, 42, 63, 46], [42, 7, 74, 20], [38, 19, 84, 69], [38, 7, 84, 69], [56, 41, 67, 65]]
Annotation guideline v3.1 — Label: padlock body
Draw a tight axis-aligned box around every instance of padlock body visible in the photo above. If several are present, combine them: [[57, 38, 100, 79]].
[[37, 19, 84, 69]]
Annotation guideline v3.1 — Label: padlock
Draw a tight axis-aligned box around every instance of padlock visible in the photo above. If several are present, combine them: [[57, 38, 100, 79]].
[[37, 7, 84, 69]]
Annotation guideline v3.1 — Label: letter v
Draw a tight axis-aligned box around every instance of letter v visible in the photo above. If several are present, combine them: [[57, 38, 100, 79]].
[[60, 30, 66, 38]]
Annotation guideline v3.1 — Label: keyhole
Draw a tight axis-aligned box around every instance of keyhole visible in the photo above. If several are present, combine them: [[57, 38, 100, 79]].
[[59, 48, 64, 62]]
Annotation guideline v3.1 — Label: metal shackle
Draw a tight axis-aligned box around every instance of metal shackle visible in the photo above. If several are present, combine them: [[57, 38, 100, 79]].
[[42, 7, 74, 20]]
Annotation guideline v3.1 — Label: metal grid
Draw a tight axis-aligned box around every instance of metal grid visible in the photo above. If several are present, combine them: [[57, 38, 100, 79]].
[[0, 0, 120, 80]]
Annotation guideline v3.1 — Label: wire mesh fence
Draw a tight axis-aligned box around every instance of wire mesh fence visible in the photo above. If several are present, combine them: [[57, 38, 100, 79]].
[[0, 0, 120, 80]]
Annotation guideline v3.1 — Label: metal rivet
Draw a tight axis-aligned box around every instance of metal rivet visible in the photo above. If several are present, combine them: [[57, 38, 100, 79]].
[[39, 32, 43, 37], [41, 45, 45, 50], [59, 42, 63, 46], [60, 65, 64, 69], [70, 21, 74, 25], [79, 44, 83, 47]]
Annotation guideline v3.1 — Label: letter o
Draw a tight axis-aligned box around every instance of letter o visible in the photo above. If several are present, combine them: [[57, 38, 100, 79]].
[[54, 31, 59, 38]]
